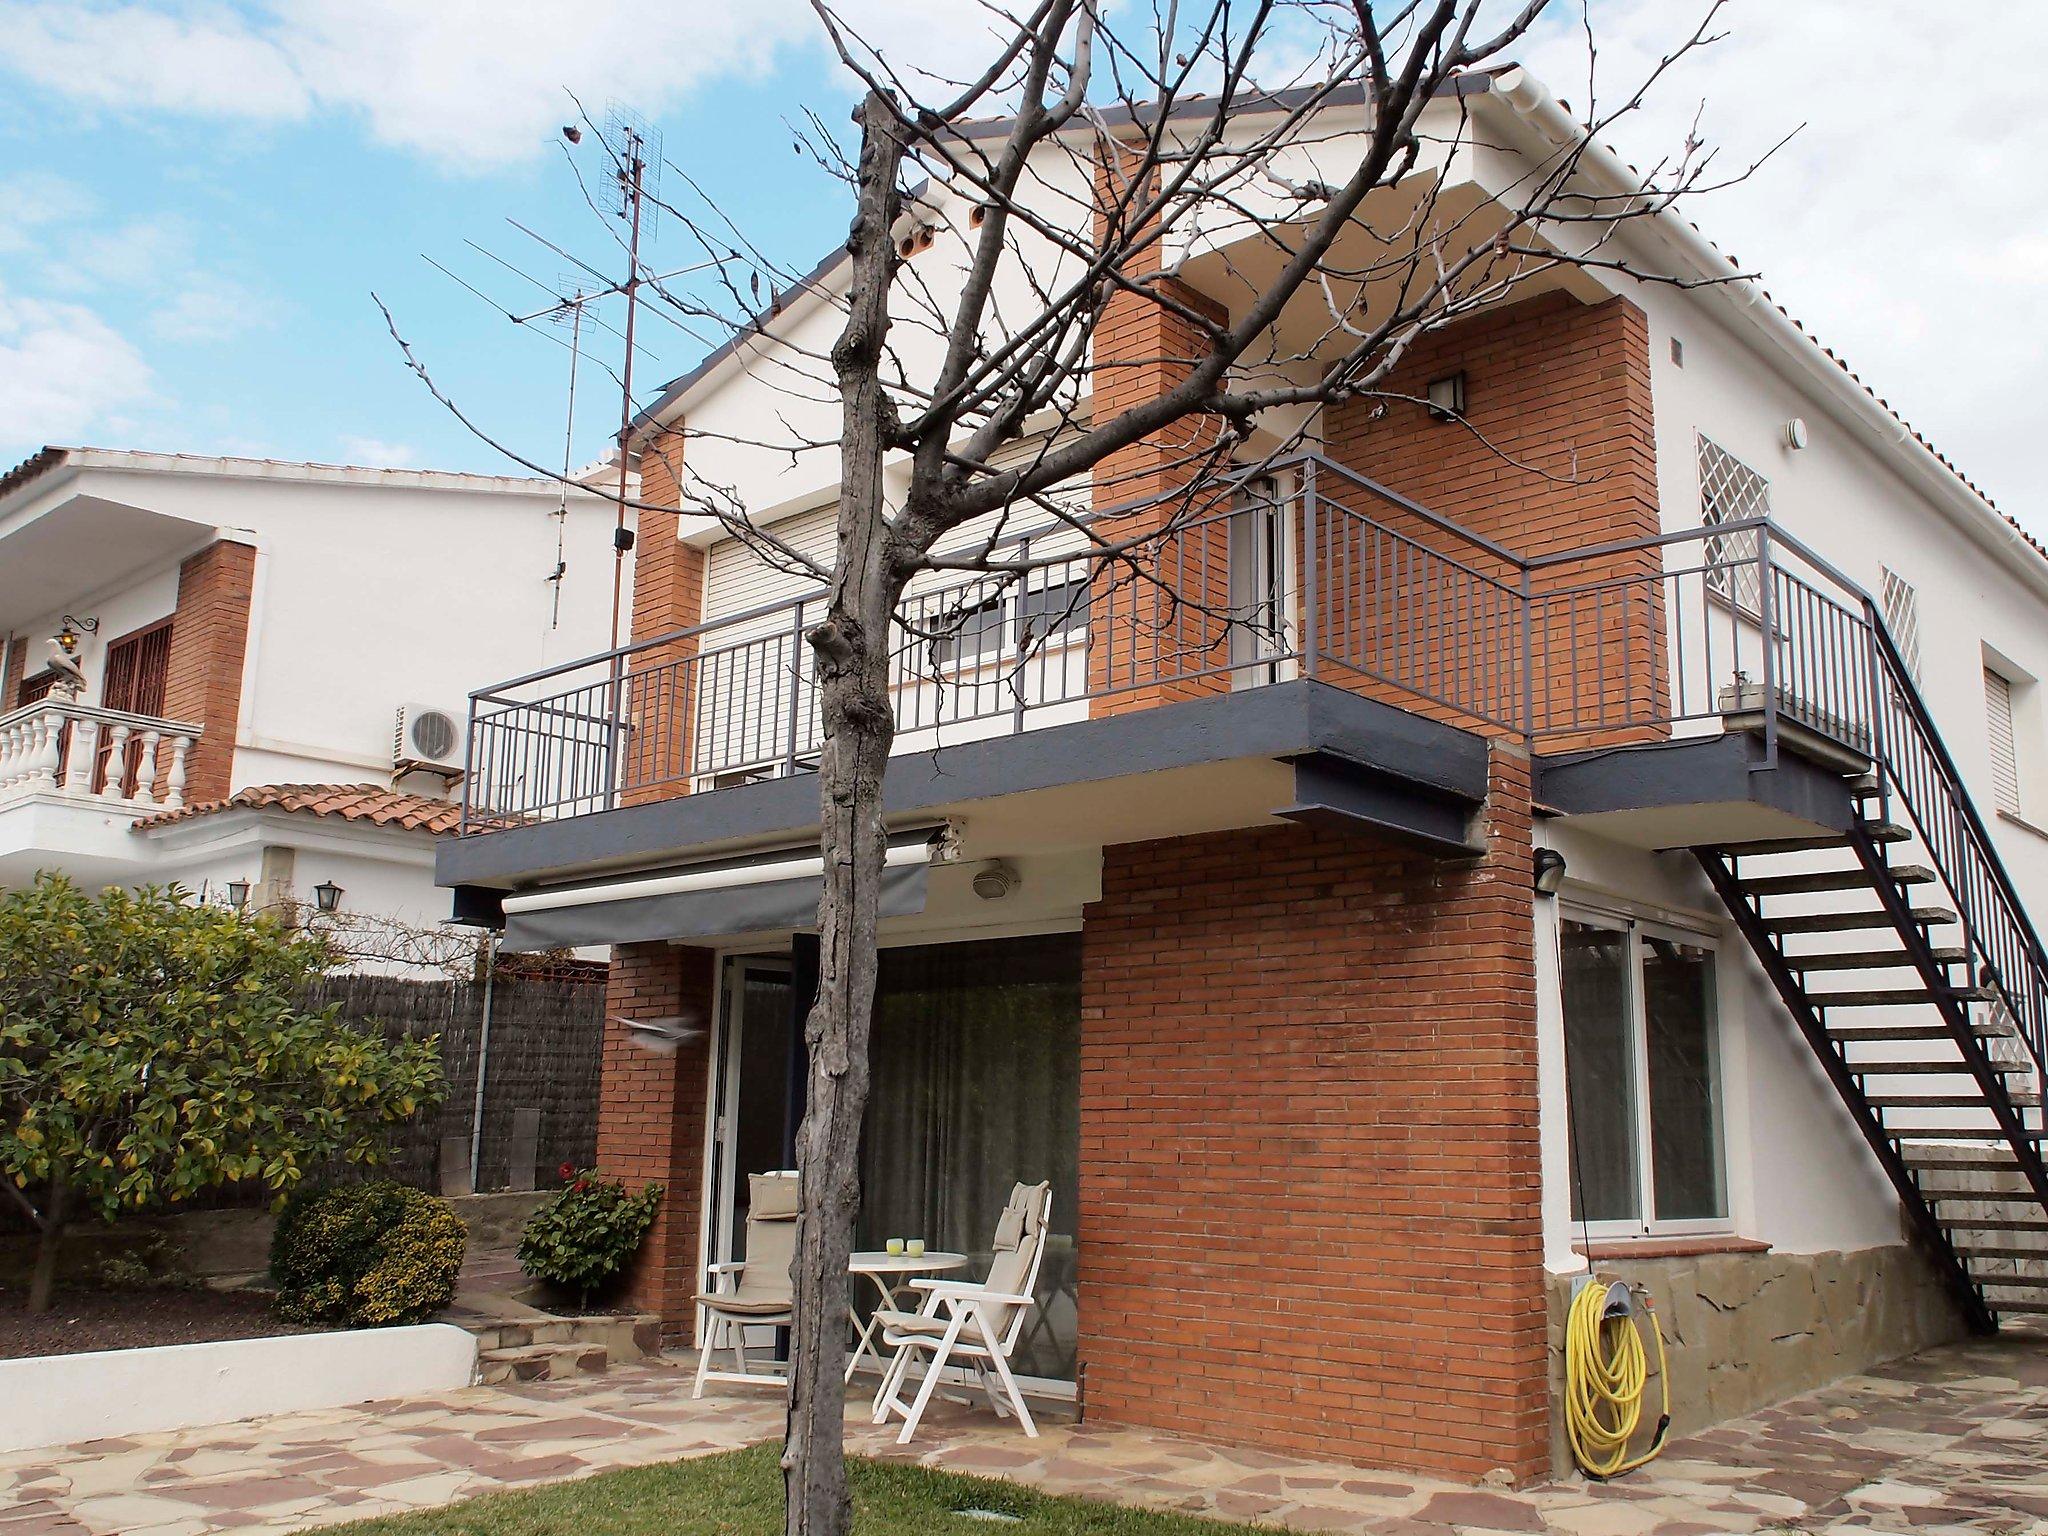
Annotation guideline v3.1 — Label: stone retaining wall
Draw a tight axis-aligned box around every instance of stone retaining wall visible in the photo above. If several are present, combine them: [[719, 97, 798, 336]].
[[1545, 1241, 1968, 1476]]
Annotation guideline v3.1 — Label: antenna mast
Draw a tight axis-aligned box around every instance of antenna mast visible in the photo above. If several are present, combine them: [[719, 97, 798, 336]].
[[606, 111, 654, 652]]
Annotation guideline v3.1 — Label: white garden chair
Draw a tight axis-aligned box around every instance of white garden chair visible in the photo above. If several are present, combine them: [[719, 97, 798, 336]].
[[869, 1181, 1052, 1444], [693, 1170, 798, 1398]]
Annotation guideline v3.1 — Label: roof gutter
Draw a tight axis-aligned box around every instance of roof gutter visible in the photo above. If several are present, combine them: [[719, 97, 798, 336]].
[[1488, 67, 2047, 595]]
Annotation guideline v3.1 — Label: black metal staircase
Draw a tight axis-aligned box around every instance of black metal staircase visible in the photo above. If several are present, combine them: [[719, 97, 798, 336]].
[[1697, 620, 2048, 1332]]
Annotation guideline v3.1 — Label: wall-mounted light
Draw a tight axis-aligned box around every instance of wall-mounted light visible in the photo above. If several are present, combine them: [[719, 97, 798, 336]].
[[971, 859, 1019, 901], [1783, 417, 1809, 451], [1425, 371, 1467, 422], [54, 614, 100, 654], [1533, 848, 1569, 896], [312, 880, 344, 914], [225, 879, 250, 911]]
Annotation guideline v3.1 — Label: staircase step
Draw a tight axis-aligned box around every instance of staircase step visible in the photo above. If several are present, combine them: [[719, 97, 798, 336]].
[[1959, 1245, 2048, 1262], [1766, 907, 1957, 934], [1988, 1298, 2048, 1314], [1852, 1060, 2029, 1076], [1903, 1150, 2023, 1171], [1869, 1091, 2025, 1107], [1811, 985, 1994, 1007], [1793, 947, 1969, 972], [1830, 1021, 2012, 1043], [477, 1341, 610, 1386], [1720, 823, 1910, 857], [1741, 865, 1936, 897], [1890, 1126, 2048, 1140], [1976, 1273, 2048, 1289], [1942, 1217, 2048, 1232]]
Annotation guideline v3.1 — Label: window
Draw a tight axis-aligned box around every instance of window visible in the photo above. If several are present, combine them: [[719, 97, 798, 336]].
[[1560, 913, 1726, 1233], [1228, 475, 1289, 685], [1880, 567, 1923, 685], [1696, 434, 1769, 616], [1986, 665, 2022, 817], [16, 670, 55, 707], [1014, 574, 1090, 649], [931, 593, 1006, 668], [101, 619, 172, 715]]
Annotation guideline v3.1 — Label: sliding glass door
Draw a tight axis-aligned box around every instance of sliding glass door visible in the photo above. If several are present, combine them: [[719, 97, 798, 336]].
[[710, 933, 1081, 1384]]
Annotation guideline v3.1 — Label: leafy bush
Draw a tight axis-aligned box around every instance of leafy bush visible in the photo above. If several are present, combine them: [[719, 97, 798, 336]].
[[270, 1180, 466, 1327], [0, 874, 442, 1313], [518, 1170, 663, 1309]]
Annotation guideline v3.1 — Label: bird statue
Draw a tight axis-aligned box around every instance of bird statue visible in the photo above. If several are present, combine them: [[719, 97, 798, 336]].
[[43, 635, 86, 699]]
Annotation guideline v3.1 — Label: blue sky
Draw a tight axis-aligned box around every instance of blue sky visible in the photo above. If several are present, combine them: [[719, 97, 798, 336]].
[[1, 3, 2043, 531]]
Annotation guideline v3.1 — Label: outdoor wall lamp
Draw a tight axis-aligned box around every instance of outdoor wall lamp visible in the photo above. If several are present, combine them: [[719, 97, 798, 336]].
[[1533, 848, 1569, 896], [225, 879, 250, 911], [312, 880, 344, 914], [1425, 371, 1467, 422], [54, 614, 99, 653]]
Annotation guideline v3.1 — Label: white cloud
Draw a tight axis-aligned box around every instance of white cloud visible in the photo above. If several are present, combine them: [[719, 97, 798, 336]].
[[336, 434, 418, 466], [0, 0, 1009, 169], [1519, 0, 2048, 520], [0, 284, 154, 443]]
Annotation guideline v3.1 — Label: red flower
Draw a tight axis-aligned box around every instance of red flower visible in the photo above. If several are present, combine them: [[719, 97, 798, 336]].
[[558, 1161, 576, 1182]]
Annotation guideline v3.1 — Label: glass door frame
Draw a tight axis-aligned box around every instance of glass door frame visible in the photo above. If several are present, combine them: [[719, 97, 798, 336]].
[[698, 936, 1081, 1400], [1558, 902, 1733, 1242]]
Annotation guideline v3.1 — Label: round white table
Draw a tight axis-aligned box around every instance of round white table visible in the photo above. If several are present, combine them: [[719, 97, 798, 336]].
[[845, 1250, 970, 1381]]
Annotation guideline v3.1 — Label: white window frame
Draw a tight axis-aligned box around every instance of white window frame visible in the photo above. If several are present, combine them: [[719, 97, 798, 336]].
[[1559, 904, 1732, 1242]]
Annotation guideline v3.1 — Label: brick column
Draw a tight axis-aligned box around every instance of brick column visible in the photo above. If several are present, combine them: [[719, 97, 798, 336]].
[[619, 427, 710, 804], [1088, 150, 1232, 718], [1, 636, 25, 710], [1078, 743, 1548, 1480], [595, 940, 717, 1334], [160, 539, 257, 804]]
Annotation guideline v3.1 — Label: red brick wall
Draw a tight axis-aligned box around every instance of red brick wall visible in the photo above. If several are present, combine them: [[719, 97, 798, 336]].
[[595, 941, 717, 1331], [160, 539, 257, 804], [1088, 149, 1234, 718], [1323, 291, 1666, 746], [1077, 744, 1548, 1479], [620, 427, 709, 803], [1, 636, 25, 710]]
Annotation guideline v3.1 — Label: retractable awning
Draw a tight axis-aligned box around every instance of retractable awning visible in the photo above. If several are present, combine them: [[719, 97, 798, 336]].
[[499, 837, 932, 951]]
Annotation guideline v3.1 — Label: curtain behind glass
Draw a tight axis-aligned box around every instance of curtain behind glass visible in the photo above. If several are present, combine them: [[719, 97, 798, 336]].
[[1561, 919, 1640, 1223], [857, 934, 1080, 1381]]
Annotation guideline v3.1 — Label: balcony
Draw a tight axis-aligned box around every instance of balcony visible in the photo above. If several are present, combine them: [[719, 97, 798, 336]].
[[454, 454, 1882, 837], [0, 698, 203, 882]]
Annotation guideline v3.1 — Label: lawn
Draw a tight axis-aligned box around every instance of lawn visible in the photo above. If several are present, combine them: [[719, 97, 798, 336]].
[[307, 1443, 1267, 1535]]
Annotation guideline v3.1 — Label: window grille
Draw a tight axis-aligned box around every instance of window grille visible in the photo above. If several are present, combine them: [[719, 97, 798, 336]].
[[1880, 567, 1923, 685], [1696, 434, 1769, 616]]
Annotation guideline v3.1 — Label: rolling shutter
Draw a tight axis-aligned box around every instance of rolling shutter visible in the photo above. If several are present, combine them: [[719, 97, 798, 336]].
[[1986, 667, 2021, 816]]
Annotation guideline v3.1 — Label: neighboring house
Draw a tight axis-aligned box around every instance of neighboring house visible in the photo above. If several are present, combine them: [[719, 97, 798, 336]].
[[0, 447, 620, 972], [437, 70, 2048, 1479]]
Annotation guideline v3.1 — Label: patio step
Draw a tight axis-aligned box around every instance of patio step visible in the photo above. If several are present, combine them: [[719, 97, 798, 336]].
[[478, 1340, 609, 1385]]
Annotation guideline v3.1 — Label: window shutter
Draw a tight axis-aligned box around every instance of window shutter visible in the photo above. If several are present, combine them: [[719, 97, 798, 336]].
[[1880, 567, 1923, 685], [1986, 667, 2021, 816]]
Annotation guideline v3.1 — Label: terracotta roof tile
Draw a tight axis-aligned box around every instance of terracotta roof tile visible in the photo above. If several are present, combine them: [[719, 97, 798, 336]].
[[135, 782, 464, 835]]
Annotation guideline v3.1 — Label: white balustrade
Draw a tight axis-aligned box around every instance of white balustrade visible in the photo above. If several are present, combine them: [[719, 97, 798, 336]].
[[0, 700, 202, 813]]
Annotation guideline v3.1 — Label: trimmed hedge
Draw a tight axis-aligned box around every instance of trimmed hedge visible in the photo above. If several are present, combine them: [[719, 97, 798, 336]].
[[270, 1181, 466, 1327]]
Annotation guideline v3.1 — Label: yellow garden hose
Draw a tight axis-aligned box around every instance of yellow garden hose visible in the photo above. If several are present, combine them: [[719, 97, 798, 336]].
[[1563, 1277, 1672, 1479]]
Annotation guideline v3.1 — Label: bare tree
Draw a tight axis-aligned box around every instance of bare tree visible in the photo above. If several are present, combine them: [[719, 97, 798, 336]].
[[382, 4, 1756, 1530]]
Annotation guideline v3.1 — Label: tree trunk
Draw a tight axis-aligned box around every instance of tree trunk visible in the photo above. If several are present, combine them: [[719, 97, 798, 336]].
[[783, 89, 906, 1536], [26, 1174, 67, 1315]]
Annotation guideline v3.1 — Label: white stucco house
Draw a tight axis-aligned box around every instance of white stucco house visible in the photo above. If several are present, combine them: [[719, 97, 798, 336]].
[[0, 447, 623, 971]]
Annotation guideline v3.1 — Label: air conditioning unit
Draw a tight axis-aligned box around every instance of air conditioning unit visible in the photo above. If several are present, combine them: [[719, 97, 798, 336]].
[[394, 702, 466, 778]]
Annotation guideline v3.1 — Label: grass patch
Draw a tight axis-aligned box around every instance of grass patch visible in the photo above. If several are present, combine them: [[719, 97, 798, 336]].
[[307, 1443, 1267, 1535]]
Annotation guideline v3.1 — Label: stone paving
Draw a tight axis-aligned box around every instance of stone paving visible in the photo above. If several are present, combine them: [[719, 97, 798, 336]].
[[4, 1333, 2048, 1536]]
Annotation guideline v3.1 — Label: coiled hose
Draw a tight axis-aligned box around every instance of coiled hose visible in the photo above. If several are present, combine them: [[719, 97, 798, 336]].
[[1563, 1277, 1672, 1479]]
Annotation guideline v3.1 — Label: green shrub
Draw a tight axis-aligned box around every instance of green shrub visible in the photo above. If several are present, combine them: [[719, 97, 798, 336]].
[[517, 1170, 663, 1309], [270, 1181, 466, 1327]]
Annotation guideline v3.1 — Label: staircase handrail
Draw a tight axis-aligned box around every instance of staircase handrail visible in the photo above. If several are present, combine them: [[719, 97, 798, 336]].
[[1864, 606, 2048, 1077]]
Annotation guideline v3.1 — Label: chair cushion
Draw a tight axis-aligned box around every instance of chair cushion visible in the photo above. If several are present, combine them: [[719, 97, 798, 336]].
[[875, 1309, 956, 1340], [697, 1294, 795, 1318]]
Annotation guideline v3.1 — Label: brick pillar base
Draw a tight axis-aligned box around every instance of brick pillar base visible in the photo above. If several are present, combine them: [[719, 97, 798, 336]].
[[596, 942, 716, 1335], [1078, 743, 1547, 1479]]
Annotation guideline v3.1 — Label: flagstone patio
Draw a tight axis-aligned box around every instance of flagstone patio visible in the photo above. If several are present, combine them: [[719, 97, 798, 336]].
[[4, 1332, 2047, 1536]]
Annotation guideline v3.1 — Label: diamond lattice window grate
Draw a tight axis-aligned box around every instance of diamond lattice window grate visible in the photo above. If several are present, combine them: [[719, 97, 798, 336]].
[[1697, 435, 1770, 614]]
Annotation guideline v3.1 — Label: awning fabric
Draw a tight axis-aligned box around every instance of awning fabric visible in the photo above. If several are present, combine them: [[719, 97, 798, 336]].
[[501, 861, 927, 951]]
